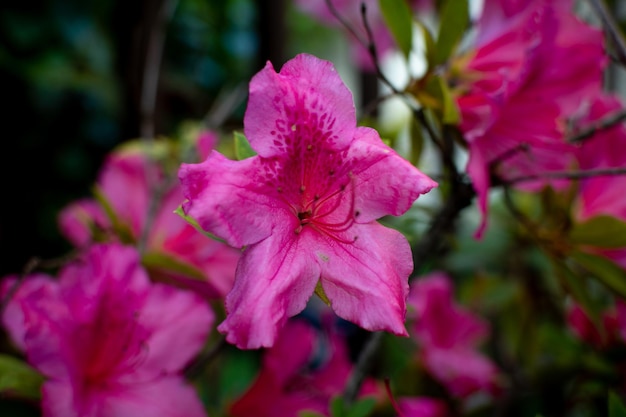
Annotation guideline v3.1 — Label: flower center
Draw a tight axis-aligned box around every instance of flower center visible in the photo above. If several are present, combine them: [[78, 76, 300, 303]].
[[292, 175, 358, 244]]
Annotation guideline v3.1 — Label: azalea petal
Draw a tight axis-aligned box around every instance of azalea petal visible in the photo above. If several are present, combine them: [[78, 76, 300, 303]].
[[262, 319, 316, 383], [179, 152, 290, 248], [344, 127, 437, 223], [317, 222, 411, 336], [139, 284, 214, 373], [1, 274, 59, 352], [244, 54, 356, 158], [57, 199, 108, 247], [42, 381, 81, 417], [397, 397, 448, 417], [217, 229, 320, 349], [421, 348, 500, 398], [98, 152, 151, 237], [99, 377, 207, 417]]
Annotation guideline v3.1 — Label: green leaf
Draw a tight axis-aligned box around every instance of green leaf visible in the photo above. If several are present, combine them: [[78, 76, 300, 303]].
[[415, 20, 436, 70], [233, 131, 256, 160], [434, 0, 469, 65], [92, 185, 135, 244], [346, 397, 377, 417], [571, 251, 626, 299], [174, 206, 227, 244], [330, 396, 346, 417], [609, 391, 626, 417], [299, 412, 327, 417], [379, 0, 413, 59], [552, 260, 601, 321], [437, 76, 460, 124], [314, 280, 331, 306], [0, 354, 44, 399], [570, 215, 626, 248], [142, 251, 206, 281]]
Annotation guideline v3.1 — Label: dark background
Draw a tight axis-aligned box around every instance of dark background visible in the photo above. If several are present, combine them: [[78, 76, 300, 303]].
[[0, 0, 294, 275]]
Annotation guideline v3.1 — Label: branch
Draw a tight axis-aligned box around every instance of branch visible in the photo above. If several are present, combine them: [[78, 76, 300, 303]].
[[567, 109, 626, 143], [0, 253, 77, 316], [342, 331, 384, 404], [184, 336, 227, 380], [137, 0, 179, 253], [586, 0, 626, 67], [505, 166, 626, 184]]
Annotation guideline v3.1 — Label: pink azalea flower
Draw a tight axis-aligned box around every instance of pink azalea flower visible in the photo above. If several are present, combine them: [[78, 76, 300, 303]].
[[396, 397, 448, 417], [1, 243, 212, 417], [58, 135, 239, 298], [571, 95, 626, 268], [408, 272, 501, 399], [574, 96, 626, 221], [454, 0, 606, 238], [230, 319, 379, 417], [566, 299, 626, 349], [179, 53, 437, 349]]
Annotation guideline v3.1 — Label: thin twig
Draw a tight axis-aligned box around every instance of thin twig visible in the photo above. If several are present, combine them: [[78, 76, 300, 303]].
[[137, 0, 179, 253], [184, 336, 227, 380], [140, 0, 179, 140], [342, 331, 384, 403], [324, 0, 368, 46], [586, 0, 626, 67], [0, 252, 77, 316], [567, 109, 626, 143], [505, 166, 626, 184]]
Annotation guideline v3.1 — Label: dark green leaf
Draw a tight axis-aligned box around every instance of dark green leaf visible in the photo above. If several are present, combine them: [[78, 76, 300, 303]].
[[609, 391, 626, 417], [0, 354, 44, 399], [437, 76, 460, 124], [571, 251, 626, 298], [299, 412, 327, 417], [330, 396, 346, 417], [142, 251, 206, 281], [346, 397, 377, 417], [552, 260, 602, 322], [570, 215, 626, 248], [234, 131, 256, 160], [434, 0, 469, 65], [92, 185, 135, 244], [379, 0, 414, 59], [174, 206, 228, 244]]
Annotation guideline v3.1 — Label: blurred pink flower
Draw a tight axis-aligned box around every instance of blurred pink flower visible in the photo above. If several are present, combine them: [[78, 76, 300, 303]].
[[58, 133, 239, 299], [570, 95, 626, 268], [396, 397, 448, 417], [230, 319, 379, 417], [408, 272, 501, 399], [1, 244, 212, 417], [179, 53, 436, 349], [566, 301, 626, 349], [454, 0, 606, 237]]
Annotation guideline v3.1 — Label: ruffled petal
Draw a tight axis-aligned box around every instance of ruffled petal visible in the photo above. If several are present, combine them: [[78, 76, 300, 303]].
[[1, 274, 57, 351], [139, 284, 214, 373], [317, 222, 411, 336], [57, 199, 108, 247], [244, 54, 356, 158], [347, 127, 437, 223], [99, 377, 207, 417], [179, 152, 291, 248], [217, 229, 320, 349]]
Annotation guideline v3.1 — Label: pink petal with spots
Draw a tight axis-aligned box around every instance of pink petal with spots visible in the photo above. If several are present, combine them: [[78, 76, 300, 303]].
[[180, 152, 289, 248], [244, 54, 356, 158]]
